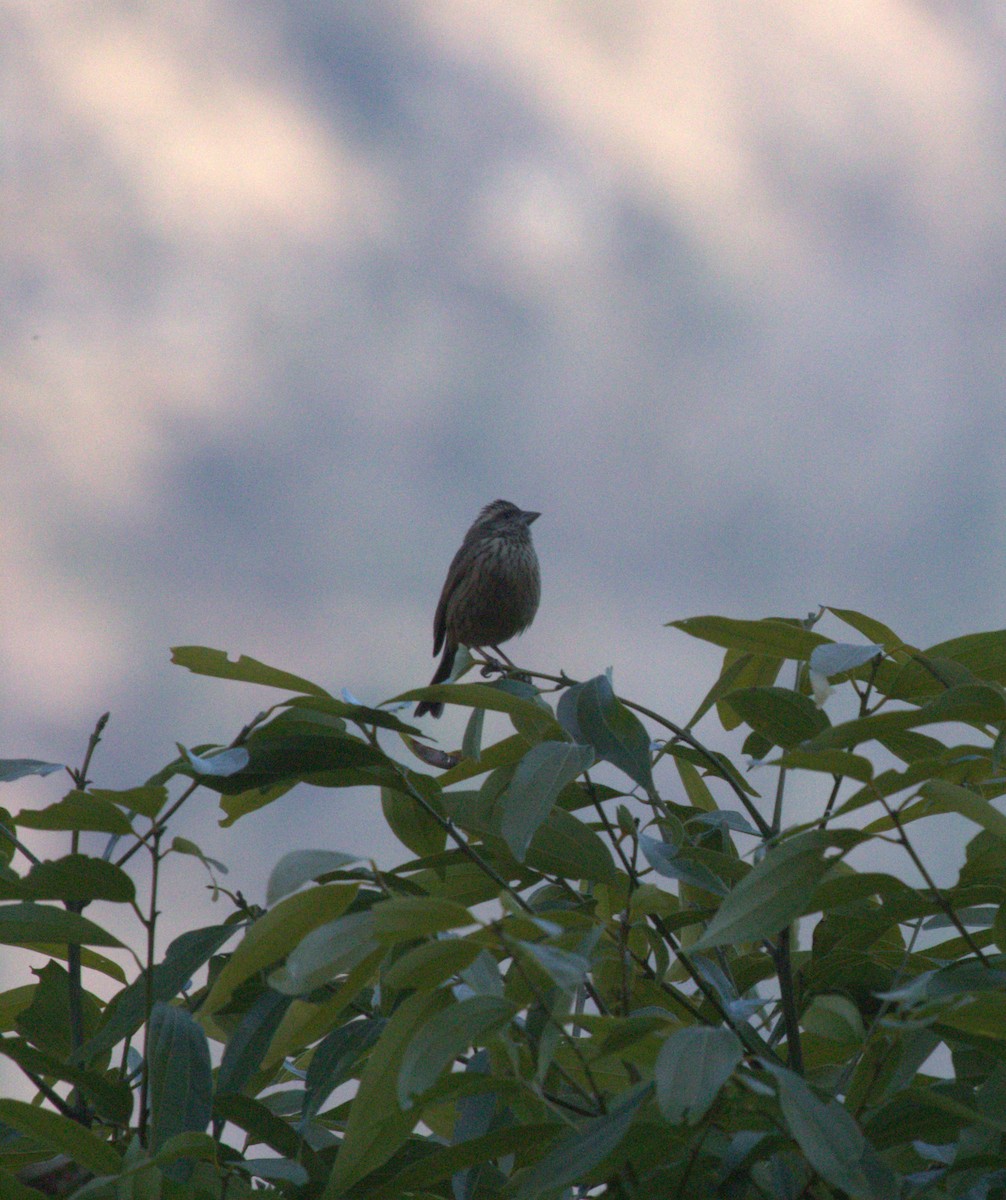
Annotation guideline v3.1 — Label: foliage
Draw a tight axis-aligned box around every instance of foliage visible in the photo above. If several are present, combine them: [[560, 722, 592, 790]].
[[3, 608, 1006, 1197]]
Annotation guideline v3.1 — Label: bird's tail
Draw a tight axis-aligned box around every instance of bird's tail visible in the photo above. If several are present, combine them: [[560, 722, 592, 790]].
[[415, 641, 457, 718]]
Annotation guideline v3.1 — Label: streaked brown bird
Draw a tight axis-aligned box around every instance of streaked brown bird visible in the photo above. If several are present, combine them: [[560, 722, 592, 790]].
[[415, 499, 541, 718]]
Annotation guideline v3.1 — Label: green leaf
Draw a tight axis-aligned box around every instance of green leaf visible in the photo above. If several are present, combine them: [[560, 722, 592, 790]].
[[368, 1123, 560, 1199], [517, 806, 616, 883], [510, 1083, 651, 1199], [16, 962, 99, 1059], [772, 747, 874, 782], [195, 727, 390, 795], [397, 994, 515, 1108], [684, 652, 781, 730], [887, 630, 1006, 697], [462, 705, 485, 761], [914, 779, 1006, 842], [270, 910, 379, 995], [15, 791, 133, 834], [324, 989, 450, 1196], [381, 776, 447, 857], [498, 741, 594, 861], [692, 831, 860, 950], [171, 645, 332, 697], [826, 608, 902, 648], [767, 1063, 897, 1199], [0, 1166, 48, 1200], [575, 674, 654, 791], [724, 687, 829, 749], [212, 1093, 312, 1165], [655, 1026, 743, 1123], [0, 1098, 122, 1175], [803, 685, 1006, 752], [202, 884, 359, 1014], [382, 938, 482, 991], [147, 1003, 213, 1162], [802, 994, 865, 1044], [372, 896, 475, 941], [0, 760, 64, 783], [285, 693, 420, 734], [936, 991, 1006, 1039], [89, 785, 168, 818], [0, 902, 122, 947], [0, 854, 135, 903], [398, 682, 564, 738], [215, 988, 292, 1097], [303, 1017, 386, 1123], [0, 1035, 131, 1123], [639, 834, 728, 896], [670, 616, 829, 658], [518, 942, 591, 993], [80, 923, 237, 1061], [266, 849, 362, 905]]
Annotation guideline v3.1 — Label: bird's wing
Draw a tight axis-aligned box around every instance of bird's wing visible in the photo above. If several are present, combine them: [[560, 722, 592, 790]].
[[431, 541, 471, 655]]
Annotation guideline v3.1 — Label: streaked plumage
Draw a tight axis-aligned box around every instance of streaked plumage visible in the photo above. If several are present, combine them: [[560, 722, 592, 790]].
[[415, 500, 541, 718]]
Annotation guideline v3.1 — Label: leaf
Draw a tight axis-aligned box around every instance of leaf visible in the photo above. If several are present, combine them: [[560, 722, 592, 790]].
[[195, 727, 390, 795], [368, 1123, 560, 1199], [886, 630, 1006, 697], [213, 1093, 313, 1165], [510, 1083, 651, 1199], [15, 791, 133, 834], [201, 884, 359, 1014], [372, 897, 475, 941], [323, 989, 450, 1196], [271, 910, 379, 996], [914, 779, 1006, 842], [498, 741, 594, 861], [382, 938, 482, 992], [89, 785, 168, 818], [397, 995, 515, 1108], [692, 831, 860, 950], [803, 685, 1006, 752], [724, 687, 830, 749], [0, 855, 134, 904], [80, 923, 237, 1061], [171, 645, 332, 697], [215, 988, 292, 1097], [669, 616, 829, 658], [655, 1026, 743, 1123], [0, 902, 122, 947], [381, 777, 447, 858], [0, 1098, 122, 1175], [513, 806, 616, 883], [266, 849, 362, 905], [147, 1003, 214, 1162], [518, 942, 591, 993], [772, 747, 874, 782], [766, 1063, 897, 1199], [303, 1017, 386, 1123], [575, 674, 654, 791], [826, 608, 902, 648], [397, 682, 564, 738], [0, 1035, 131, 1123], [0, 760, 64, 783], [639, 834, 728, 896]]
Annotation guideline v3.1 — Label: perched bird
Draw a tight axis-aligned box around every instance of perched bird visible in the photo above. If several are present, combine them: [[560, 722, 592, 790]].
[[415, 500, 541, 717]]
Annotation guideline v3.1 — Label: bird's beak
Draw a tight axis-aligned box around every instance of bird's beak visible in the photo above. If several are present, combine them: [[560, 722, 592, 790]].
[[523, 511, 540, 525]]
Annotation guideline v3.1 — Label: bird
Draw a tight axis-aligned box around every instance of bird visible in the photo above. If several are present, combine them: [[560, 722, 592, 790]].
[[415, 499, 541, 718]]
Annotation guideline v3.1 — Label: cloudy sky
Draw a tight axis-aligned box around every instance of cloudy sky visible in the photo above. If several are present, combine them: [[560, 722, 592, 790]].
[[6, 2, 1006, 960]]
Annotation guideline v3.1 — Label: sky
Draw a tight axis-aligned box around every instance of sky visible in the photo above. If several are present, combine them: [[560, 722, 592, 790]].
[[5, 1, 1006, 968]]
